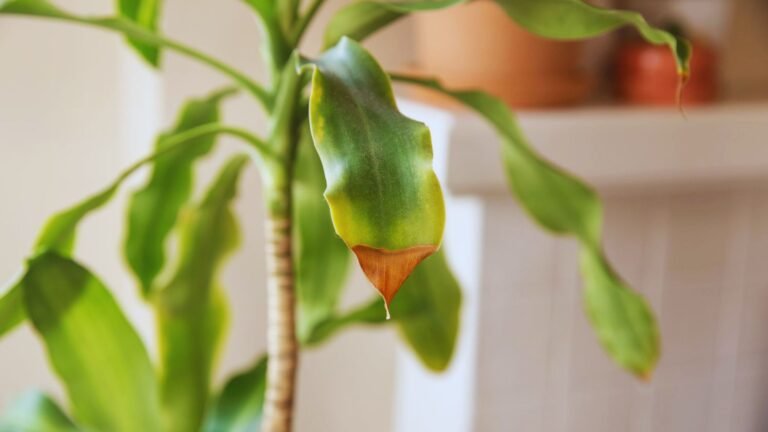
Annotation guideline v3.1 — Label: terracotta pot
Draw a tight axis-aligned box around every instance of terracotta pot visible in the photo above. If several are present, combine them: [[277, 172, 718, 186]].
[[411, 2, 591, 108], [616, 39, 719, 106]]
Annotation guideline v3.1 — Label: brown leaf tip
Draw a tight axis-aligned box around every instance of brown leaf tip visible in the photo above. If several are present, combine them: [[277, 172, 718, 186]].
[[637, 370, 654, 383], [352, 244, 437, 309]]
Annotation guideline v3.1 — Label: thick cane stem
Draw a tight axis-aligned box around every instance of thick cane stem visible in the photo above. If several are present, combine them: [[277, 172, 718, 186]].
[[262, 214, 298, 432]]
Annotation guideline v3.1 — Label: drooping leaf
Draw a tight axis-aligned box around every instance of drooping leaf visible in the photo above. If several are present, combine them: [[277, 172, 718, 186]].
[[303, 37, 445, 308], [154, 155, 248, 432], [117, 0, 162, 66], [323, 2, 404, 48], [293, 126, 351, 343], [581, 251, 658, 379], [0, 391, 79, 432], [391, 74, 658, 377], [203, 356, 267, 432], [492, 0, 690, 76], [390, 250, 461, 371], [22, 253, 162, 432], [125, 88, 236, 296], [324, 0, 689, 77]]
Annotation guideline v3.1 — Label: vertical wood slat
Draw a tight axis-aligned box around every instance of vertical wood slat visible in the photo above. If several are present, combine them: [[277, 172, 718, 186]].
[[465, 192, 768, 431], [708, 193, 752, 432]]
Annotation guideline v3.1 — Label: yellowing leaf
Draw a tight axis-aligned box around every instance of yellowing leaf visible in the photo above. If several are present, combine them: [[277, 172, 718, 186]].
[[303, 38, 445, 307]]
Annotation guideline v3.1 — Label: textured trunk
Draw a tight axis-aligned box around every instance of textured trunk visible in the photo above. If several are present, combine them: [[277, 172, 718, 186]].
[[262, 59, 302, 431], [262, 212, 298, 432]]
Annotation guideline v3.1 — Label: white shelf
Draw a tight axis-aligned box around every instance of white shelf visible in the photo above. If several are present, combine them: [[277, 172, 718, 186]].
[[401, 100, 768, 197]]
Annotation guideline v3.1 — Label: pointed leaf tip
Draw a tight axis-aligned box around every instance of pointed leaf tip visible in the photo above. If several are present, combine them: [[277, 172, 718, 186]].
[[352, 245, 437, 307]]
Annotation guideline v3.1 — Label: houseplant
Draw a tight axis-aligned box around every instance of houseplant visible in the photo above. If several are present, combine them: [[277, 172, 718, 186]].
[[0, 0, 690, 431]]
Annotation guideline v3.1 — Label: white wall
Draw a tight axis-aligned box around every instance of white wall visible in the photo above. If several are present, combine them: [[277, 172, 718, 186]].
[[0, 1, 417, 431]]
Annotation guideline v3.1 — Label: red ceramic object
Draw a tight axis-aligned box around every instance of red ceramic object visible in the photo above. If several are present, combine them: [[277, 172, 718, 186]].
[[616, 40, 719, 106]]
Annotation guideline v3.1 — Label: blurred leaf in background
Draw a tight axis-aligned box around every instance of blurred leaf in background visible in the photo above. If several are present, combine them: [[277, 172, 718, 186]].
[[155, 155, 249, 432]]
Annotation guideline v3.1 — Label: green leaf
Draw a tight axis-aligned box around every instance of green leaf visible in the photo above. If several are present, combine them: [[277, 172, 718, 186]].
[[155, 155, 248, 432], [203, 356, 267, 432], [125, 88, 236, 296], [303, 37, 445, 306], [493, 0, 691, 75], [581, 252, 658, 379], [0, 391, 79, 432], [323, 2, 404, 48], [22, 253, 161, 432], [0, 136, 169, 340], [0, 0, 63, 16], [276, 0, 298, 39], [242, 0, 291, 76], [117, 0, 162, 66], [385, 0, 462, 11], [0, 120, 250, 339], [0, 175, 121, 339], [391, 74, 658, 377], [328, 0, 689, 76], [390, 250, 461, 371], [293, 126, 351, 343], [33, 181, 125, 257], [0, 280, 25, 339]]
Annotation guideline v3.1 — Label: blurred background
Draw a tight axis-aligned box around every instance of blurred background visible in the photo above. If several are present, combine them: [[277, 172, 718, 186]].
[[2, 0, 768, 431]]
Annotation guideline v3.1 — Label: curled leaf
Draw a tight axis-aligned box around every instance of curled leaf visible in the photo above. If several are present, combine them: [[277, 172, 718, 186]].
[[303, 38, 445, 307]]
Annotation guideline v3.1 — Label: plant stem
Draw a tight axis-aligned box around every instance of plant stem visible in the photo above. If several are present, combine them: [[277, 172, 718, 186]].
[[261, 58, 304, 432], [262, 204, 299, 432]]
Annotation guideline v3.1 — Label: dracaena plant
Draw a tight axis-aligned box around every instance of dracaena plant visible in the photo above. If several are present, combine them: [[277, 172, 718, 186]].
[[0, 0, 690, 430]]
